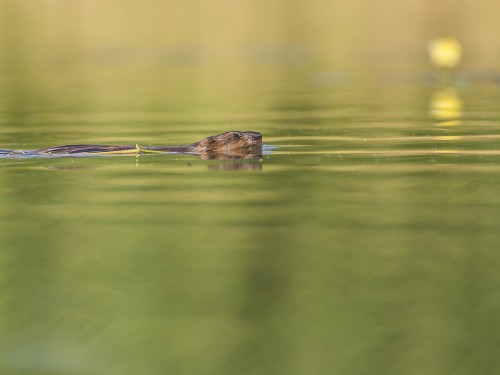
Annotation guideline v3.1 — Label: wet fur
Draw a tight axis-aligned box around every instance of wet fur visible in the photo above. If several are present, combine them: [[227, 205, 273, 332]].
[[34, 131, 263, 159]]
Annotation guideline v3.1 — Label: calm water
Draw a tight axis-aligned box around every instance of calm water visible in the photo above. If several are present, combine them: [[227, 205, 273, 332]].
[[2, 19, 500, 369]]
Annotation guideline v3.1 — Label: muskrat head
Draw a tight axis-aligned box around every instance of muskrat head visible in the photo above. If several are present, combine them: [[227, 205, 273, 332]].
[[196, 131, 263, 152]]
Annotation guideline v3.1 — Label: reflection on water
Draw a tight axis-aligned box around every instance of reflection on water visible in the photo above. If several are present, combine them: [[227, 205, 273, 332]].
[[429, 88, 463, 126], [3, 79, 500, 375], [2, 75, 500, 374], [2, 3, 500, 375]]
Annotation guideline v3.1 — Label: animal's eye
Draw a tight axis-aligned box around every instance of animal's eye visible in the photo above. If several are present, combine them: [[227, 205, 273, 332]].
[[232, 133, 240, 139]]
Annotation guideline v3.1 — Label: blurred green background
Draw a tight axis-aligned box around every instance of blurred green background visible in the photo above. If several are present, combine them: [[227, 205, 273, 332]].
[[2, 0, 500, 130], [2, 0, 500, 69]]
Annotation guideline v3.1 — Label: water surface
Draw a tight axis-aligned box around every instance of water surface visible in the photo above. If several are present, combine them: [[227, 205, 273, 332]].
[[2, 6, 500, 371]]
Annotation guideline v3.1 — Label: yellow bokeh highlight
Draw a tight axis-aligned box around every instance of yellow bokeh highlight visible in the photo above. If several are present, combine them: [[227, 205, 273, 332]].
[[428, 37, 463, 68], [430, 88, 463, 126]]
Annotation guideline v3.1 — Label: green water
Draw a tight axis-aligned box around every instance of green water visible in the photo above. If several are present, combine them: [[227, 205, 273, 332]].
[[1, 65, 500, 374]]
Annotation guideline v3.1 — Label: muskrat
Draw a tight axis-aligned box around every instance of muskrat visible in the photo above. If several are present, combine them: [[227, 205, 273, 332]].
[[6, 131, 263, 159]]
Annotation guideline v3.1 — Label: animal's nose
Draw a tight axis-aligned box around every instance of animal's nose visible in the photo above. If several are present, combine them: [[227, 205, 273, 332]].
[[253, 133, 262, 140]]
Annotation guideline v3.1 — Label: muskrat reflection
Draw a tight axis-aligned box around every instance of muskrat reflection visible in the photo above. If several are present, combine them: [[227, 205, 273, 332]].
[[206, 154, 263, 171], [200, 145, 263, 170]]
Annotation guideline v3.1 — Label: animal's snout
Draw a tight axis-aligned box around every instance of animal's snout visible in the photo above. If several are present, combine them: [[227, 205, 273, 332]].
[[252, 133, 262, 141]]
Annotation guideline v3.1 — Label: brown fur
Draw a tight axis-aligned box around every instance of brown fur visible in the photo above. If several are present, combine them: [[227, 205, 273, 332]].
[[34, 131, 263, 159]]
